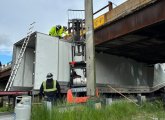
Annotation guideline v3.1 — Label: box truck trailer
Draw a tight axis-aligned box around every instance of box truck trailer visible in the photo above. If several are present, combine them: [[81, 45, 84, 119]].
[[10, 32, 165, 94]]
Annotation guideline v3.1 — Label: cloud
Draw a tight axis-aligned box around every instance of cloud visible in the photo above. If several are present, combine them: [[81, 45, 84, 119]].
[[0, 34, 11, 45], [0, 34, 13, 56]]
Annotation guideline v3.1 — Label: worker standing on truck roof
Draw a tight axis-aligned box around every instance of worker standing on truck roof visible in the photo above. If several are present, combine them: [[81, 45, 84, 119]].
[[49, 25, 68, 39], [49, 25, 61, 38], [39, 73, 61, 105]]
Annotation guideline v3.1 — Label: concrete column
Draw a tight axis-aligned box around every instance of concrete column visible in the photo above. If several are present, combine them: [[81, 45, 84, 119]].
[[85, 0, 96, 96]]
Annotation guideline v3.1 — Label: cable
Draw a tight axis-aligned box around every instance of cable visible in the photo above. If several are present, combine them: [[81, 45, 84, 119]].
[[107, 85, 140, 106]]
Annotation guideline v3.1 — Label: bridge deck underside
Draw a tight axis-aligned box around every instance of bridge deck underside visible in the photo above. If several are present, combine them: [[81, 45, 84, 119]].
[[95, 0, 165, 64]]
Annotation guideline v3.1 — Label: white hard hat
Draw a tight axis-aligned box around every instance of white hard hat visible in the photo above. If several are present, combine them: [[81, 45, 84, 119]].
[[46, 73, 53, 79]]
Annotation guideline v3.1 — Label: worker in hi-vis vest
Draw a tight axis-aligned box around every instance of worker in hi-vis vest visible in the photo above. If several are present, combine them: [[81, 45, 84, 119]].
[[39, 73, 61, 104], [59, 26, 68, 38], [49, 25, 61, 37], [49, 25, 68, 39]]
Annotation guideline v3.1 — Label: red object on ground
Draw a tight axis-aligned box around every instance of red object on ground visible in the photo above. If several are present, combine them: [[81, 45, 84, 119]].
[[67, 87, 100, 103], [67, 89, 89, 103]]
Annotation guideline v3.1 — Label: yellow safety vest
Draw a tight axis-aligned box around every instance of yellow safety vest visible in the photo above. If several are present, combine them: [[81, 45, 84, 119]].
[[43, 80, 57, 92], [49, 26, 58, 37]]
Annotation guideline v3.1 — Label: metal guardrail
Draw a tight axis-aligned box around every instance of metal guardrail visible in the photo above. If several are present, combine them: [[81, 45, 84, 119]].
[[93, 2, 112, 29], [93, 1, 112, 15], [93, 0, 156, 29]]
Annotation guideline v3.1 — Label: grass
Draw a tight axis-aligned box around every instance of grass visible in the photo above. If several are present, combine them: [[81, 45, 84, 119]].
[[31, 100, 165, 120], [0, 106, 13, 112]]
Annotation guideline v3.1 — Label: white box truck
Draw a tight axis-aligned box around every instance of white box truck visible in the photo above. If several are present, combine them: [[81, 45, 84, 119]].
[[11, 32, 165, 94], [11, 32, 71, 93]]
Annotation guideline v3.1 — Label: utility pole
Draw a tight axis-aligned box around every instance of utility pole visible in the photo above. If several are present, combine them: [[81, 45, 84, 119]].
[[85, 0, 96, 96]]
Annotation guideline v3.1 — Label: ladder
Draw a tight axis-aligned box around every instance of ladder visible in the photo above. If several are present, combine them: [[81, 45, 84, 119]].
[[4, 22, 35, 91]]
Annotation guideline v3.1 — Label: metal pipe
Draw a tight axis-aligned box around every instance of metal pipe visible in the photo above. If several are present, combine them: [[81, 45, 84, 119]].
[[93, 2, 113, 15]]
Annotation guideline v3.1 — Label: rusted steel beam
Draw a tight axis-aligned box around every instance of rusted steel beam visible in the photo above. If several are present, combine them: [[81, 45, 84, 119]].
[[94, 0, 165, 45]]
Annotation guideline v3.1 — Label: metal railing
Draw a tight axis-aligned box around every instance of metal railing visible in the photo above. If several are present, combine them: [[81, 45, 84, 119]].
[[93, 1, 113, 15]]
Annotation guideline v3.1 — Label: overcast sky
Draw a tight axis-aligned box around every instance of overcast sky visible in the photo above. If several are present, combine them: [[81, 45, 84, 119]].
[[0, 0, 126, 64]]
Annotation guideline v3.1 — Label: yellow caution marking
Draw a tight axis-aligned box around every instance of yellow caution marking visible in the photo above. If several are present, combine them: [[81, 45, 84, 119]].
[[94, 15, 105, 29]]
